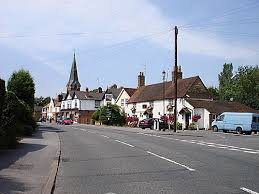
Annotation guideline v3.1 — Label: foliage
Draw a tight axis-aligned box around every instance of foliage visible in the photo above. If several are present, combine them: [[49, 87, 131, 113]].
[[207, 86, 219, 100], [188, 123, 197, 130], [0, 92, 24, 148], [92, 104, 126, 126], [35, 96, 51, 107], [176, 122, 182, 130], [0, 79, 5, 119], [7, 69, 35, 110], [218, 63, 235, 101], [233, 65, 259, 110], [217, 64, 259, 110]]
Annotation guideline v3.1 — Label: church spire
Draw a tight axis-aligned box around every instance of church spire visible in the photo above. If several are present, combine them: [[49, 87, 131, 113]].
[[66, 51, 81, 92]]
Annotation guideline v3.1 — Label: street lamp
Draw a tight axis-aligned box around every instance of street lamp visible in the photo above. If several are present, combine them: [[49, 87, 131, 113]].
[[162, 70, 166, 116]]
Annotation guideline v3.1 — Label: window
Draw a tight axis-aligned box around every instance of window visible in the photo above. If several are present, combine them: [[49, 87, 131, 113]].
[[63, 104, 65, 109], [252, 117, 259, 123], [142, 104, 147, 109], [149, 101, 154, 107], [125, 99, 128, 104], [75, 101, 77, 108], [121, 99, 124, 107], [133, 103, 136, 108], [217, 115, 224, 121], [95, 100, 100, 108]]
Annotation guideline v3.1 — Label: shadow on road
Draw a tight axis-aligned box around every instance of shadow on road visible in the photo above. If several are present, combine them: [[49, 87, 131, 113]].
[[0, 175, 31, 194]]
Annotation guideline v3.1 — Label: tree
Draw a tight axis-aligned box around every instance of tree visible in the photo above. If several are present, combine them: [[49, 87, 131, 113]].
[[218, 63, 235, 100], [0, 79, 5, 118], [92, 104, 126, 126], [7, 69, 35, 110], [233, 65, 259, 110], [207, 86, 219, 100]]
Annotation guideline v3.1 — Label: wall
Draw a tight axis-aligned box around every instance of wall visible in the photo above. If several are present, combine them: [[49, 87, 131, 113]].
[[116, 90, 131, 114]]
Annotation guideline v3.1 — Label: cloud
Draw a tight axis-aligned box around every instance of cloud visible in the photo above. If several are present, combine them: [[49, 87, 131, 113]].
[[0, 0, 258, 74]]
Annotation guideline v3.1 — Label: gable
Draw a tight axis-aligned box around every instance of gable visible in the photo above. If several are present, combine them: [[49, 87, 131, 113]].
[[186, 77, 212, 99]]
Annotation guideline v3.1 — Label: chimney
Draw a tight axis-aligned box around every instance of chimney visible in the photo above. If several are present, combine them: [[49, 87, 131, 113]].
[[57, 94, 63, 102], [138, 72, 145, 88], [98, 87, 102, 93], [172, 65, 183, 82]]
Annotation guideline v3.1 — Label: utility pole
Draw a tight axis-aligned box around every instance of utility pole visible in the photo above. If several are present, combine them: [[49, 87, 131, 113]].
[[162, 70, 166, 115], [174, 26, 178, 133]]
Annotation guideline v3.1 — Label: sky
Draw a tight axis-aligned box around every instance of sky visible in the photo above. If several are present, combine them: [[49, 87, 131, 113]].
[[1, 0, 259, 97]]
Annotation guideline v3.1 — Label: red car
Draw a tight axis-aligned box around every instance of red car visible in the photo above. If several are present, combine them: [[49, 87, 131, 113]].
[[62, 118, 73, 125]]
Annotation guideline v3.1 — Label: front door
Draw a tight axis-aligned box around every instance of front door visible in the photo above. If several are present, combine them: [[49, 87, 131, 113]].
[[185, 113, 191, 129]]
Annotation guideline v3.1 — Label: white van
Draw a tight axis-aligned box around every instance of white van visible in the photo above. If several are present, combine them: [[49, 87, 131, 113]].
[[212, 112, 259, 135]]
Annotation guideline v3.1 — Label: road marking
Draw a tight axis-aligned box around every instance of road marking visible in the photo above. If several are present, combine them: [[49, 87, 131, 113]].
[[146, 151, 196, 171], [101, 135, 110, 138], [115, 140, 135, 148], [240, 187, 259, 194], [138, 133, 259, 154], [79, 128, 86, 131]]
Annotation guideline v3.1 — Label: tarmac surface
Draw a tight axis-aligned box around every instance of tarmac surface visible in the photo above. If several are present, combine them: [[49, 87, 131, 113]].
[[0, 126, 60, 194], [52, 124, 259, 194]]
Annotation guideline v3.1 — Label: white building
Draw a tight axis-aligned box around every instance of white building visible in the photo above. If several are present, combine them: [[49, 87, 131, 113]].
[[115, 88, 137, 114]]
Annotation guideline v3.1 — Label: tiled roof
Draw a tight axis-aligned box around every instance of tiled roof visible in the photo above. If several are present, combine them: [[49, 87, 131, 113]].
[[66, 90, 104, 101], [128, 76, 200, 103], [106, 88, 123, 99], [187, 99, 258, 114], [124, 88, 137, 97]]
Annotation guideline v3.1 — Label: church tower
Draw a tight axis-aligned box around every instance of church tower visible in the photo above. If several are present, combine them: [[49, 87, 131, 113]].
[[66, 52, 81, 92]]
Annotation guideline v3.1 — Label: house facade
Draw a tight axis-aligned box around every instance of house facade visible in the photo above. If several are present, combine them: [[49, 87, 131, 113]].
[[115, 88, 137, 114], [127, 67, 213, 129]]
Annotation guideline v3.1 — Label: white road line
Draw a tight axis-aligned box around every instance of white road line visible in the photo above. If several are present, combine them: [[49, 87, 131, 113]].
[[138, 133, 259, 154], [115, 140, 135, 148], [240, 187, 259, 194], [101, 135, 110, 138], [146, 151, 196, 171]]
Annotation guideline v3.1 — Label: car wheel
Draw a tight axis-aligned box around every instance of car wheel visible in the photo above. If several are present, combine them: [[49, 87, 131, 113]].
[[236, 127, 243, 134], [223, 129, 227, 133], [213, 126, 218, 132]]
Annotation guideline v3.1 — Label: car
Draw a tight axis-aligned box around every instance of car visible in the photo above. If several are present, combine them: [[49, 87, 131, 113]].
[[139, 118, 168, 130], [62, 118, 73, 125]]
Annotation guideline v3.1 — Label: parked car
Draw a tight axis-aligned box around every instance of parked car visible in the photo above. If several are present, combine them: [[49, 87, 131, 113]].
[[139, 118, 168, 130], [212, 112, 259, 135], [62, 118, 73, 125]]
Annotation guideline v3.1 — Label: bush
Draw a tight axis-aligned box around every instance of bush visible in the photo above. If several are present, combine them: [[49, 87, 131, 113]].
[[0, 92, 23, 148], [189, 123, 197, 130]]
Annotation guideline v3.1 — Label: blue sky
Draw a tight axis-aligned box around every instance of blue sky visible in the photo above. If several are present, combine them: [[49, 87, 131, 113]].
[[1, 0, 259, 97]]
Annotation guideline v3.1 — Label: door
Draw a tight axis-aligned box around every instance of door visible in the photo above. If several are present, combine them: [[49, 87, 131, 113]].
[[216, 114, 225, 130], [185, 113, 191, 129]]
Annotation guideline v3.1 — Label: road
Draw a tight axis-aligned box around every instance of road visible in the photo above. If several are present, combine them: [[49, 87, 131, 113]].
[[53, 124, 259, 194]]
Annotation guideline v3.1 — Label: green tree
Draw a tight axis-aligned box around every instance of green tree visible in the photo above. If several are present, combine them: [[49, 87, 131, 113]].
[[92, 104, 126, 126], [7, 69, 35, 110], [207, 86, 219, 100], [0, 79, 5, 118], [233, 65, 259, 110], [218, 63, 235, 100]]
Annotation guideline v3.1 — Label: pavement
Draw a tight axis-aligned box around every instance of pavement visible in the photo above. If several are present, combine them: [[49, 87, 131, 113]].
[[51, 123, 259, 194], [0, 125, 60, 194]]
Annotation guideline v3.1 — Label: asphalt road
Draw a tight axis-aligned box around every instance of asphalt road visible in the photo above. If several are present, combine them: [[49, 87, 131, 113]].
[[53, 124, 259, 194]]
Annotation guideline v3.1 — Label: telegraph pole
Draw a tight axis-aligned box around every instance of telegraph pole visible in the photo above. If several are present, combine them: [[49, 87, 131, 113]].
[[174, 26, 178, 132]]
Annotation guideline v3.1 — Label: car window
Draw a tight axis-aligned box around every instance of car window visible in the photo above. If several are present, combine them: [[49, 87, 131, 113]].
[[252, 117, 256, 122]]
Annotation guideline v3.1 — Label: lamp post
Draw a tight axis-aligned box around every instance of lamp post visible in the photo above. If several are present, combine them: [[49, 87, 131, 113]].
[[162, 70, 166, 116]]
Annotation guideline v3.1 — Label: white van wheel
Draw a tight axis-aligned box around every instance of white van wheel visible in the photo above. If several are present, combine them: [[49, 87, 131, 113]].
[[213, 126, 218, 132], [236, 127, 243, 134]]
